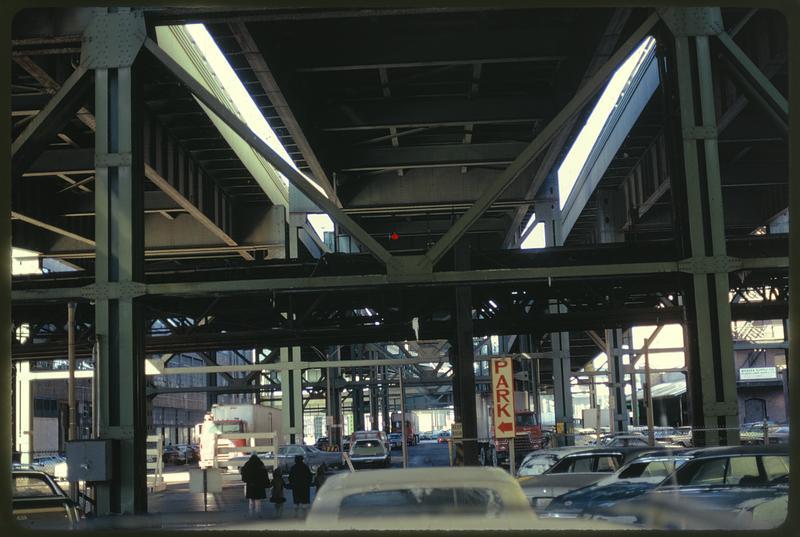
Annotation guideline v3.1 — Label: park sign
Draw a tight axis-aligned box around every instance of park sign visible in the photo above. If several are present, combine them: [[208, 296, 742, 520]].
[[491, 358, 515, 439]]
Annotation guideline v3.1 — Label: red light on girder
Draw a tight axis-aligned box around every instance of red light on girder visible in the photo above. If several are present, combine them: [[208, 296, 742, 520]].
[[390, 232, 399, 241]]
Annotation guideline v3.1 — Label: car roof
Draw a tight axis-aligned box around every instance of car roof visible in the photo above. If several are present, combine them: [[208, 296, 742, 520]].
[[321, 467, 518, 492], [682, 445, 789, 457], [524, 446, 588, 457]]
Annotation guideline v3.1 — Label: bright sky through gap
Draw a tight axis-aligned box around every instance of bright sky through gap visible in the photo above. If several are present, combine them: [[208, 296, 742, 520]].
[[185, 24, 330, 201], [185, 24, 334, 239], [308, 213, 335, 241], [12, 247, 40, 275], [520, 222, 546, 249], [557, 37, 656, 209], [185, 25, 294, 184]]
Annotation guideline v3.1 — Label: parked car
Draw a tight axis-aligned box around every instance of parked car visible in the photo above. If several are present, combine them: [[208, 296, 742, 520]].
[[388, 432, 403, 450], [349, 438, 391, 468], [436, 430, 451, 443], [585, 445, 790, 529], [31, 455, 68, 481], [668, 426, 693, 447], [518, 447, 659, 510], [315, 437, 331, 450], [543, 451, 693, 517], [598, 434, 650, 448], [740, 421, 783, 445], [304, 467, 627, 531], [516, 446, 590, 477], [591, 484, 788, 529], [767, 426, 789, 445], [12, 470, 80, 529], [278, 444, 344, 473], [175, 444, 199, 463], [162, 445, 187, 465]]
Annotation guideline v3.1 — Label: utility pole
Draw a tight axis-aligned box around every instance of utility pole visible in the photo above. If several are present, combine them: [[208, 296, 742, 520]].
[[67, 302, 78, 502], [645, 336, 655, 447], [399, 365, 408, 468]]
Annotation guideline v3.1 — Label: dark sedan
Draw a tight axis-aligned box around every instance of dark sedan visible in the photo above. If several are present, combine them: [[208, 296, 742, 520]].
[[519, 447, 662, 511], [543, 451, 692, 518], [585, 445, 789, 529]]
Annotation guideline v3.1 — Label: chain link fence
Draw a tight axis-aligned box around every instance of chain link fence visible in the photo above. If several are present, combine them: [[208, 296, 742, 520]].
[[13, 450, 67, 480], [542, 420, 788, 448]]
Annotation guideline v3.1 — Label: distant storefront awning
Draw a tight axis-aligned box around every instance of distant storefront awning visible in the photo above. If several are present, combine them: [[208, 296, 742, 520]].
[[636, 379, 686, 399]]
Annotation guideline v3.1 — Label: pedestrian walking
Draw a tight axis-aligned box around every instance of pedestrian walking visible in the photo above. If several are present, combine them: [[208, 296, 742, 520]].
[[288, 454, 313, 516], [270, 466, 287, 518], [240, 453, 270, 517]]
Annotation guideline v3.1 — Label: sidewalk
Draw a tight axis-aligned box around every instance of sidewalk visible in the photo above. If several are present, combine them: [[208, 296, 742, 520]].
[[82, 479, 315, 530]]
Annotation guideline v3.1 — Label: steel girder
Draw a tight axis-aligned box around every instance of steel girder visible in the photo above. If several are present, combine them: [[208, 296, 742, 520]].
[[12, 64, 250, 261], [141, 37, 399, 272], [503, 8, 633, 248], [11, 255, 788, 303], [11, 64, 93, 179], [665, 8, 740, 446], [421, 12, 660, 268]]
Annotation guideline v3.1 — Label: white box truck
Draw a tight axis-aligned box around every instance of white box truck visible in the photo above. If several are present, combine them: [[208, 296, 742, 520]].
[[198, 403, 282, 468]]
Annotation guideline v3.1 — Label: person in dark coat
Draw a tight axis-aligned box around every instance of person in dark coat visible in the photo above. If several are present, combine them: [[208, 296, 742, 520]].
[[314, 464, 326, 491], [270, 466, 287, 518], [240, 453, 270, 517], [288, 454, 313, 515]]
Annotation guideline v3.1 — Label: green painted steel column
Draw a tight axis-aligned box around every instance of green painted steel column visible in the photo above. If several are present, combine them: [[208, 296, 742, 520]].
[[93, 62, 147, 515], [85, 8, 149, 514], [606, 328, 629, 433], [540, 179, 574, 446], [280, 346, 303, 444], [666, 8, 740, 446]]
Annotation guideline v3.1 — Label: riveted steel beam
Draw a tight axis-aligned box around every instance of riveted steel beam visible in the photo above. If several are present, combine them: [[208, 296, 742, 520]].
[[142, 37, 399, 271], [422, 11, 659, 267], [11, 63, 92, 179]]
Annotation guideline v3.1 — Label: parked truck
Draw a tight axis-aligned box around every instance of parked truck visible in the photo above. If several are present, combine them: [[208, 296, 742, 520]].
[[476, 391, 543, 468], [197, 403, 282, 469], [390, 412, 419, 446]]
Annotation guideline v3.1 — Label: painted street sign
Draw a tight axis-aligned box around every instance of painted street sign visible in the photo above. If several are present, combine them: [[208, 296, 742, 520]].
[[491, 358, 515, 439]]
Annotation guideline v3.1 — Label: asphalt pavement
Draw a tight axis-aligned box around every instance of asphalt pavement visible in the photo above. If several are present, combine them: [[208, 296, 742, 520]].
[[133, 440, 451, 528]]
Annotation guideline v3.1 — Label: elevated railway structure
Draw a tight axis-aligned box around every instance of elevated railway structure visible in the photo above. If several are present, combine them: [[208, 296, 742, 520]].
[[7, 6, 791, 515]]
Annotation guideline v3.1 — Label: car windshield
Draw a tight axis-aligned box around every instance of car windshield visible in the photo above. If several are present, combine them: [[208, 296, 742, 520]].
[[672, 456, 790, 486], [515, 413, 537, 427], [217, 422, 242, 433], [618, 459, 686, 479], [337, 488, 504, 519], [518, 455, 559, 476], [14, 475, 61, 498]]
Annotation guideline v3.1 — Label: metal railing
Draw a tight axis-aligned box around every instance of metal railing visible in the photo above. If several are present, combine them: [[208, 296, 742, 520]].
[[213, 432, 279, 470], [146, 435, 165, 492], [542, 421, 787, 448]]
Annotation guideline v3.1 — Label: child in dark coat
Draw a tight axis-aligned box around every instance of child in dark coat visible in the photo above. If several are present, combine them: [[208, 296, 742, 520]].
[[270, 466, 287, 518]]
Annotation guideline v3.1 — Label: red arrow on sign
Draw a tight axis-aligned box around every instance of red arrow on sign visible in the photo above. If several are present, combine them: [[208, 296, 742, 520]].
[[498, 422, 513, 433]]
